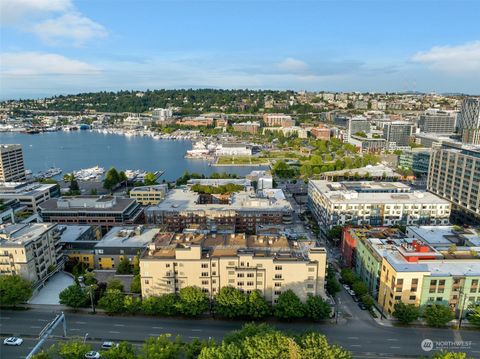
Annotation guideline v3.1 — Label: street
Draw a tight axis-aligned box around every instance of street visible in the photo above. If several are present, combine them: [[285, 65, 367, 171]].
[[1, 308, 479, 358]]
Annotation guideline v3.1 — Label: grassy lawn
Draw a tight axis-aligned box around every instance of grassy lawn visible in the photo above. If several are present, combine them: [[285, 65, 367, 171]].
[[217, 156, 270, 165]]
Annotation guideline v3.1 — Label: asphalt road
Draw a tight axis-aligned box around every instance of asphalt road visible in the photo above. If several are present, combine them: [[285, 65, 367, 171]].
[[1, 307, 479, 359]]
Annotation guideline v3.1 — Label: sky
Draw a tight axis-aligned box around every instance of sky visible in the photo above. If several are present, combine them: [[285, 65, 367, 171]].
[[1, 0, 480, 99]]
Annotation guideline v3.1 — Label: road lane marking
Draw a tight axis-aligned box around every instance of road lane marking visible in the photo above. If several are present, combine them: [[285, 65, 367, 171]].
[[386, 338, 398, 341], [390, 346, 401, 349], [347, 336, 359, 340], [70, 328, 81, 331], [109, 331, 120, 334], [75, 321, 87, 324], [188, 336, 199, 339], [350, 344, 362, 347], [191, 329, 202, 332], [148, 334, 160, 336], [37, 319, 49, 322], [1, 317, 11, 320], [30, 326, 42, 329], [113, 324, 125, 327], [152, 326, 164, 329]]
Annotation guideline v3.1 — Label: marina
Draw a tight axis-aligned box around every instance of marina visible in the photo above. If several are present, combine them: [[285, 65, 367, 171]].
[[0, 131, 267, 181]]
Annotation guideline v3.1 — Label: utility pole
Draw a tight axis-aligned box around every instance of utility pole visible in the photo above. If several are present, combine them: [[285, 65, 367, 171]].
[[26, 312, 67, 359], [89, 285, 96, 314]]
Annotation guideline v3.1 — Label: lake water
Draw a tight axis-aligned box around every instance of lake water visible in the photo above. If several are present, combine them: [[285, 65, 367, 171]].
[[0, 131, 266, 180]]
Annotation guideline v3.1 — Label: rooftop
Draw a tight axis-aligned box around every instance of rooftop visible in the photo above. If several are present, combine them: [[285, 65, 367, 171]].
[[58, 225, 94, 243], [39, 195, 138, 212], [130, 184, 168, 193], [0, 223, 56, 247], [310, 180, 450, 205], [407, 226, 480, 248], [321, 164, 401, 178], [95, 226, 160, 248], [147, 187, 292, 214]]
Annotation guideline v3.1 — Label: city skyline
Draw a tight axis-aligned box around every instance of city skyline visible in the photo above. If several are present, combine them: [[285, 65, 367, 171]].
[[1, 0, 480, 99]]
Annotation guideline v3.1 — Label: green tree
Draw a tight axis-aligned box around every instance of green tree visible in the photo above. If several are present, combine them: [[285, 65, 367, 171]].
[[140, 334, 182, 359], [58, 340, 92, 359], [183, 338, 212, 359], [98, 289, 125, 314], [177, 286, 209, 317], [107, 278, 125, 292], [116, 256, 133, 275], [0, 275, 32, 307], [424, 304, 455, 327], [327, 226, 343, 243], [392, 302, 420, 324], [467, 304, 480, 327], [223, 323, 275, 345], [130, 275, 141, 293], [360, 294, 374, 310], [214, 287, 248, 318], [123, 295, 142, 313], [351, 281, 368, 297], [144, 172, 158, 185], [198, 343, 243, 359], [102, 341, 137, 359], [83, 272, 97, 286], [274, 290, 305, 320], [103, 167, 121, 192], [59, 284, 89, 309], [305, 295, 331, 321], [340, 269, 357, 286], [242, 331, 301, 359], [247, 290, 271, 319], [141, 294, 179, 316], [326, 268, 341, 297], [431, 352, 473, 359], [299, 332, 352, 359]]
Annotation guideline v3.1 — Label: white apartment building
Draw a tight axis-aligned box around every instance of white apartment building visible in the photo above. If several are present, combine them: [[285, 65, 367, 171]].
[[0, 144, 26, 182], [308, 181, 451, 236]]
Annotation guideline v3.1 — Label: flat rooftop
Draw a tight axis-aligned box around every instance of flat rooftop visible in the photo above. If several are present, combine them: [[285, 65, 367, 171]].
[[310, 180, 450, 205], [39, 195, 138, 212], [130, 184, 168, 193], [0, 182, 56, 195], [144, 232, 304, 259], [58, 225, 94, 243], [0, 223, 56, 247], [147, 188, 292, 213], [322, 164, 401, 178], [95, 226, 159, 248], [407, 226, 480, 248]]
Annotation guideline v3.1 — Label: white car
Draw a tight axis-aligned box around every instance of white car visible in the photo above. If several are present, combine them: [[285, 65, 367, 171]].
[[343, 284, 350, 291], [101, 341, 118, 349], [3, 337, 23, 346], [348, 289, 356, 297], [84, 351, 101, 359]]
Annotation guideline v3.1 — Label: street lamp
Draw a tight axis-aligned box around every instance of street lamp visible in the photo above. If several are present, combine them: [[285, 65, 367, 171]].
[[89, 285, 96, 314], [84, 333, 89, 344]]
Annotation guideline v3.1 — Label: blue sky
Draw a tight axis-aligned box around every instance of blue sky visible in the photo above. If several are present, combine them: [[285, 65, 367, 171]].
[[1, 0, 479, 99]]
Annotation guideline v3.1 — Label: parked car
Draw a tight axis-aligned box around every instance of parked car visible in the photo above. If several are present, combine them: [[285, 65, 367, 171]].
[[85, 351, 101, 359], [352, 295, 359, 302], [3, 337, 23, 346], [343, 284, 350, 291], [358, 302, 367, 310], [101, 341, 118, 349], [348, 289, 356, 297]]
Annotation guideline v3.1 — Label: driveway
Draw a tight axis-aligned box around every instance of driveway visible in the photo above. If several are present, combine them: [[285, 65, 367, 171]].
[[29, 272, 74, 305]]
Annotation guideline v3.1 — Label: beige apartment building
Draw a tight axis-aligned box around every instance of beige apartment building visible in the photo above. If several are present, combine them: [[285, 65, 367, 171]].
[[140, 232, 327, 303], [0, 223, 62, 284], [129, 184, 168, 205]]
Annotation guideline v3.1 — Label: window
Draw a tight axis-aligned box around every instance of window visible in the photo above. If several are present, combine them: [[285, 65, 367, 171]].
[[308, 267, 315, 272], [228, 261, 235, 266], [201, 272, 209, 277], [257, 273, 263, 277], [247, 281, 254, 286], [237, 273, 244, 278], [212, 263, 216, 267], [409, 295, 416, 300], [247, 273, 254, 278], [307, 284, 314, 289], [394, 296, 401, 300], [275, 266, 282, 270], [228, 271, 234, 275], [436, 297, 443, 302], [237, 282, 244, 286], [228, 279, 234, 283], [201, 263, 208, 268], [202, 280, 209, 285], [274, 291, 281, 295], [144, 280, 149, 285], [275, 282, 281, 287], [274, 274, 282, 279]]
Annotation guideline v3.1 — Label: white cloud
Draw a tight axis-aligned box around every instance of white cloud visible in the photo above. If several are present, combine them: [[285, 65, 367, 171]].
[[0, 0, 106, 46], [276, 58, 308, 72], [0, 52, 100, 76], [412, 41, 480, 73], [33, 13, 107, 46], [0, 0, 71, 25]]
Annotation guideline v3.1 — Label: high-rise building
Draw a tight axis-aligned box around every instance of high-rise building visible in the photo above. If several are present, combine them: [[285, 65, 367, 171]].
[[152, 108, 173, 122], [457, 98, 480, 145], [347, 116, 370, 140], [0, 144, 26, 182], [427, 142, 480, 224], [417, 109, 457, 134], [262, 114, 295, 127], [383, 121, 413, 148]]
